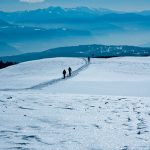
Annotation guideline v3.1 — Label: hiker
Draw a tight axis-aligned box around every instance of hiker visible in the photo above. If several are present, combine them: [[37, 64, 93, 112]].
[[88, 57, 90, 63], [63, 69, 66, 79], [68, 67, 72, 77]]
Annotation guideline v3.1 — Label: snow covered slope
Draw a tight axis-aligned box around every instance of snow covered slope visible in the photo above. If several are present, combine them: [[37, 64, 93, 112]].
[[0, 57, 150, 150], [0, 57, 150, 97], [0, 58, 85, 89], [44, 57, 150, 97]]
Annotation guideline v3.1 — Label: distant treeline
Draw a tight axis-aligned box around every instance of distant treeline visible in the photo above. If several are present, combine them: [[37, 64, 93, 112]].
[[0, 60, 17, 69]]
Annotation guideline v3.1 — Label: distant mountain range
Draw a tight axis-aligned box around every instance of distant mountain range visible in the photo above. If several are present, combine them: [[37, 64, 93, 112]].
[[0, 7, 150, 55], [0, 7, 150, 24], [0, 44, 150, 63], [0, 24, 90, 42], [139, 10, 150, 16], [0, 41, 20, 56], [0, 7, 117, 23], [0, 19, 10, 26]]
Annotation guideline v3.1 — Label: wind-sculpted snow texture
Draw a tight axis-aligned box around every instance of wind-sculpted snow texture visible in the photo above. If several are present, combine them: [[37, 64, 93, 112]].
[[0, 92, 150, 150], [0, 57, 150, 150]]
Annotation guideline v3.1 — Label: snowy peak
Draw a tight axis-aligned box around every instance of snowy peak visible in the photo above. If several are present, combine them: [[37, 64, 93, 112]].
[[139, 10, 150, 16], [0, 6, 118, 23]]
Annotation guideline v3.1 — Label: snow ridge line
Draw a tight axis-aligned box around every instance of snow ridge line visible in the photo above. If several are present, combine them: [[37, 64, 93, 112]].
[[26, 58, 89, 90], [0, 58, 89, 91]]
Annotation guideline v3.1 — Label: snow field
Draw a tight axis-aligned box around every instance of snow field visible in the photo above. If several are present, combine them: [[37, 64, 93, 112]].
[[0, 57, 150, 149], [0, 92, 150, 150]]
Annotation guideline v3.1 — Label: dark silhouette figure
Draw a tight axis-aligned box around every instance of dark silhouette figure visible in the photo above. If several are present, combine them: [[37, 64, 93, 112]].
[[88, 57, 90, 63], [68, 67, 72, 77], [63, 69, 66, 79]]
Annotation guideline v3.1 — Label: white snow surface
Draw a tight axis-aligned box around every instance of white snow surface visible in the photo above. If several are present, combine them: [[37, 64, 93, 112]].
[[0, 58, 85, 89], [0, 57, 150, 150], [43, 57, 150, 97]]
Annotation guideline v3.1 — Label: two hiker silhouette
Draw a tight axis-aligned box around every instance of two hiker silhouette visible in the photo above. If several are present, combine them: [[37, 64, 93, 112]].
[[63, 67, 72, 79]]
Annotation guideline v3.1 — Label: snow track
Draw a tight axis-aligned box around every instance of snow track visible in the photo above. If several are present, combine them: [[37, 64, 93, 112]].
[[0, 58, 89, 91], [27, 58, 89, 90]]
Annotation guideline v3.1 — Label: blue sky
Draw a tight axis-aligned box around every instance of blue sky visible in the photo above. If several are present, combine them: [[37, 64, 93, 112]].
[[0, 0, 150, 12]]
